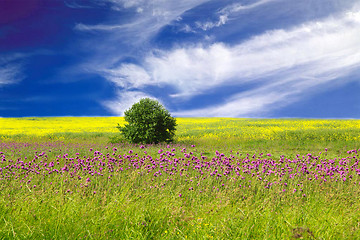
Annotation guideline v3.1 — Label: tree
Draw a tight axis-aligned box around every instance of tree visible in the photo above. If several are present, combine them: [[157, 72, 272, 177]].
[[118, 98, 177, 144]]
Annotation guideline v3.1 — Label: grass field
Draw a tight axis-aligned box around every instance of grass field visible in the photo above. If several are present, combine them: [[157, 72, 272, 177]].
[[0, 117, 360, 239]]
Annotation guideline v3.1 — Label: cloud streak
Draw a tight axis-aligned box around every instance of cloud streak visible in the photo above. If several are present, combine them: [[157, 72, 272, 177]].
[[196, 0, 277, 31], [0, 54, 25, 86], [0, 64, 22, 85], [102, 90, 159, 116]]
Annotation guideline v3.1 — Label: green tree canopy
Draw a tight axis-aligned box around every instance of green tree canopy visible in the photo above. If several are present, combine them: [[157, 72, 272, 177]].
[[118, 98, 177, 144]]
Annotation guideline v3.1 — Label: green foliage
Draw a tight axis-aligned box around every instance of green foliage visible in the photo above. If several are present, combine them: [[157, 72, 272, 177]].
[[118, 98, 177, 144]]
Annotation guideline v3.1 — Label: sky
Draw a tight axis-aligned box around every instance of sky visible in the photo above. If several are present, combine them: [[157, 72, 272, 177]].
[[0, 0, 360, 118]]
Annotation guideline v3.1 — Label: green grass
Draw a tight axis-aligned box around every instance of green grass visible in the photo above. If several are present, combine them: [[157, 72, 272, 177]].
[[0, 118, 360, 239]]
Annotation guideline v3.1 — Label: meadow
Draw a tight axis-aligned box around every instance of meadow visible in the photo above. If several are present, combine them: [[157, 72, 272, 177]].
[[0, 117, 360, 239]]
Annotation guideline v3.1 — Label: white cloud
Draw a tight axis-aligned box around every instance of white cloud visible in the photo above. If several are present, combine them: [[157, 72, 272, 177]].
[[107, 9, 360, 116], [346, 10, 360, 22], [220, 0, 277, 14], [74, 23, 126, 31], [103, 64, 152, 89], [102, 90, 159, 116], [180, 24, 196, 33], [0, 54, 25, 86], [0, 64, 23, 85], [105, 0, 145, 9], [64, 1, 94, 9], [195, 15, 228, 31], [65, 0, 146, 11], [195, 0, 276, 31]]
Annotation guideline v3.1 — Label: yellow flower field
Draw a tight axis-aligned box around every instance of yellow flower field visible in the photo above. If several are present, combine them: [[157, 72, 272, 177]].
[[0, 117, 124, 136], [175, 118, 360, 142], [1, 117, 359, 144]]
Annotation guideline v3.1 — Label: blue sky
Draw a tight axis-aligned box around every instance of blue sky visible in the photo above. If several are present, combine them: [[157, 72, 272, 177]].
[[1, 0, 360, 118]]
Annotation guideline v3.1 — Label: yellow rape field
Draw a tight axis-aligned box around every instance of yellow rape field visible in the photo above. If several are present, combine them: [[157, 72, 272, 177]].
[[0, 117, 125, 137], [1, 117, 359, 143], [175, 118, 360, 142]]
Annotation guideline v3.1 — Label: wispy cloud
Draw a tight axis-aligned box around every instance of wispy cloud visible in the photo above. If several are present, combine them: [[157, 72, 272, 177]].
[[102, 90, 159, 116], [0, 64, 23, 85], [195, 0, 276, 31], [64, 0, 95, 9], [64, 0, 145, 11], [220, 0, 277, 14], [105, 0, 146, 11], [103, 63, 152, 89], [195, 15, 228, 31], [74, 23, 127, 31], [74, 0, 210, 44], [106, 8, 360, 116], [0, 54, 25, 86]]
